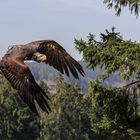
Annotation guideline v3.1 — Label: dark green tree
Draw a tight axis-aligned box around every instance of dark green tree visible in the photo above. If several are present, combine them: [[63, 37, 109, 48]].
[[103, 0, 140, 17], [40, 75, 94, 140], [75, 27, 140, 81], [0, 74, 40, 140], [75, 28, 140, 139], [88, 81, 139, 140]]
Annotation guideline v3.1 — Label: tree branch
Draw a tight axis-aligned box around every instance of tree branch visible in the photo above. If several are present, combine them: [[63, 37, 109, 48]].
[[122, 80, 140, 88]]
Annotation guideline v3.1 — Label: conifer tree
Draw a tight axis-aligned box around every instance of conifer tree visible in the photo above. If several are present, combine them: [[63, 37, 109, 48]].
[[75, 28, 140, 139], [40, 75, 94, 140], [0, 75, 40, 140], [103, 0, 140, 16]]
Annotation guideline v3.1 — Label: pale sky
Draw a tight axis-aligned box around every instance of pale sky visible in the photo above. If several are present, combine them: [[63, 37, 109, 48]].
[[0, 0, 140, 60]]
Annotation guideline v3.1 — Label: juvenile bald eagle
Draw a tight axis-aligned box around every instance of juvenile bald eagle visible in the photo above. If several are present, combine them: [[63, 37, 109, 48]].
[[0, 40, 85, 115]]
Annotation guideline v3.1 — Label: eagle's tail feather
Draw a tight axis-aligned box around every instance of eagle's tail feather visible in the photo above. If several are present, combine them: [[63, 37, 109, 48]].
[[34, 85, 51, 114]]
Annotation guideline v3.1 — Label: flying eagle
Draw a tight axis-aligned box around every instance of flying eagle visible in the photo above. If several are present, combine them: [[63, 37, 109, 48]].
[[0, 40, 85, 115]]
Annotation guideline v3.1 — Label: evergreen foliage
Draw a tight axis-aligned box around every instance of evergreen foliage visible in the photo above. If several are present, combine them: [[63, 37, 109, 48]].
[[39, 75, 94, 140], [1, 1, 140, 139], [0, 75, 40, 140], [75, 27, 140, 80], [75, 27, 140, 139], [88, 81, 140, 139], [103, 0, 140, 17]]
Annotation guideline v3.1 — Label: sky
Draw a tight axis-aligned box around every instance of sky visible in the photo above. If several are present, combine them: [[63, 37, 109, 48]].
[[0, 0, 140, 60]]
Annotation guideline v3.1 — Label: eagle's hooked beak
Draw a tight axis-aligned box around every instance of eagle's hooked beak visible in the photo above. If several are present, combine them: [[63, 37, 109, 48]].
[[33, 52, 47, 62]]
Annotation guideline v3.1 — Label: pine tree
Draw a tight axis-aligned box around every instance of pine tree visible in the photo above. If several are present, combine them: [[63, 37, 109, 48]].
[[75, 28, 140, 139], [0, 74, 40, 140], [103, 0, 140, 17], [39, 75, 94, 140]]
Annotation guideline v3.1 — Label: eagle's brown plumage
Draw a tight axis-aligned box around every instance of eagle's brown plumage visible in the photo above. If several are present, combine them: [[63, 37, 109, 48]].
[[0, 40, 85, 115]]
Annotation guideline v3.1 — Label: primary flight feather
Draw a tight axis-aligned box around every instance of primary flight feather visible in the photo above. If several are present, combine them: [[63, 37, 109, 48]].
[[0, 40, 85, 115]]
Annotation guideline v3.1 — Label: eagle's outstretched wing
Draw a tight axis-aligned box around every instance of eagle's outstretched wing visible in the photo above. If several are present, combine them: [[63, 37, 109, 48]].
[[33, 40, 85, 79], [0, 40, 85, 115], [0, 58, 51, 115]]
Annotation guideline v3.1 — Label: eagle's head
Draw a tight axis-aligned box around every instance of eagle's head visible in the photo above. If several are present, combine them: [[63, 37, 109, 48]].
[[33, 52, 47, 62]]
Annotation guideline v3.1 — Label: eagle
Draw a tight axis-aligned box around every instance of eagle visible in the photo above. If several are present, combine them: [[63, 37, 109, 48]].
[[0, 40, 85, 116]]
